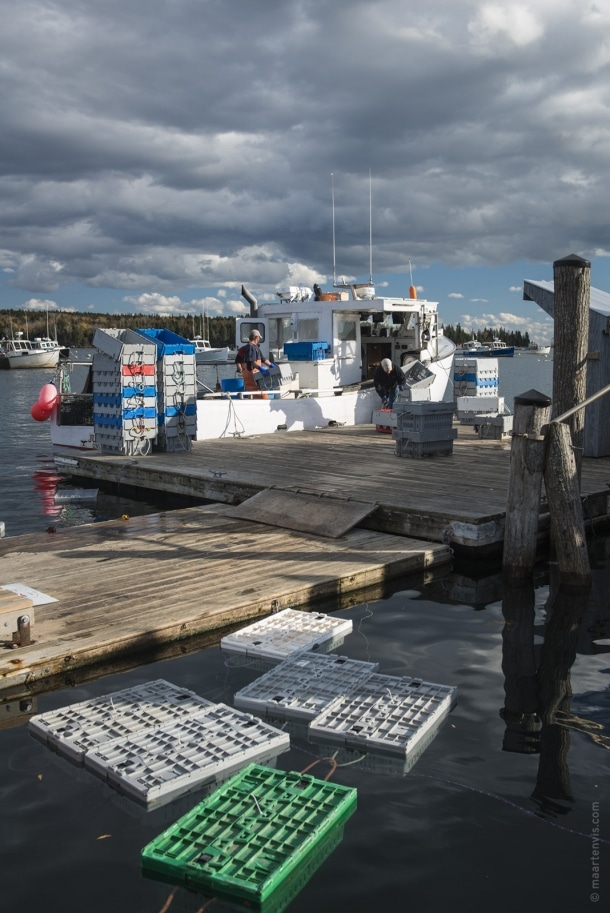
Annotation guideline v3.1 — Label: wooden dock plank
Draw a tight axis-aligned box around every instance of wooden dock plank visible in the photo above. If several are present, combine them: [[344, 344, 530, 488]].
[[0, 505, 450, 698], [51, 424, 610, 554]]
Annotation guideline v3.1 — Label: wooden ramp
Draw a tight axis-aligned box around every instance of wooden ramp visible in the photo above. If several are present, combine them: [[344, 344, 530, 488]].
[[0, 505, 451, 700], [224, 490, 377, 537]]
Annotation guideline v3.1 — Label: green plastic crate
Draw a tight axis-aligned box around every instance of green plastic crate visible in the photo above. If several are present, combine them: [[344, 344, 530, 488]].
[[141, 763, 357, 907]]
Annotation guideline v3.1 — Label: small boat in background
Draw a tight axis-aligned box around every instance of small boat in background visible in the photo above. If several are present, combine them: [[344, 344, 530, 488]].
[[191, 337, 231, 364], [0, 332, 63, 370], [460, 338, 514, 357], [517, 341, 551, 355]]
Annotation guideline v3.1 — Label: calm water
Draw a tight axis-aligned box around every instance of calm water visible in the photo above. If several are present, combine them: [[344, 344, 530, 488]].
[[1, 354, 608, 913]]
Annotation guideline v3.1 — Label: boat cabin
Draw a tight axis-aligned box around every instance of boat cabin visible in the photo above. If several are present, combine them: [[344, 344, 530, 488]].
[[238, 285, 448, 388]]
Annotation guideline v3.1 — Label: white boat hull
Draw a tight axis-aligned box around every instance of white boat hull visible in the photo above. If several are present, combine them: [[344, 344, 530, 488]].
[[196, 386, 377, 439], [0, 349, 60, 369], [194, 351, 454, 440], [194, 347, 231, 364]]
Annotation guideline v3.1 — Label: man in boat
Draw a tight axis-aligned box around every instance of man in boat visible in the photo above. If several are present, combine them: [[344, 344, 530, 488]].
[[234, 343, 248, 374], [373, 358, 406, 409], [241, 329, 274, 396]]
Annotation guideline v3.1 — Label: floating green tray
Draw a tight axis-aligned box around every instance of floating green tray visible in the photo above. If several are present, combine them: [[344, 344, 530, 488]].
[[141, 763, 357, 907]]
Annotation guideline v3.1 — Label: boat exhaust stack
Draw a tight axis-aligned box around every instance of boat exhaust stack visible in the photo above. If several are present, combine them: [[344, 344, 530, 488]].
[[241, 285, 258, 317]]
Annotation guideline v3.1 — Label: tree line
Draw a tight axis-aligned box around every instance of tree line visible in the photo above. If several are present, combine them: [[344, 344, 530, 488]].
[[443, 324, 531, 348], [1, 309, 532, 351], [0, 310, 237, 349]]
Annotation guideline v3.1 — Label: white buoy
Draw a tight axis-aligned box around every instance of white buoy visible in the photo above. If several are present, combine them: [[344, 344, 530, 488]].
[[0, 521, 5, 538]]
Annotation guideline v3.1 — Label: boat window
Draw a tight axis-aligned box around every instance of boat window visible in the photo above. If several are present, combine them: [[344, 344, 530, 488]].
[[336, 319, 357, 341], [238, 322, 266, 343], [296, 318, 319, 340]]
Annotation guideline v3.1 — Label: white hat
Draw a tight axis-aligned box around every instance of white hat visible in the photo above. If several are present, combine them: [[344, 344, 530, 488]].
[[381, 358, 392, 372]]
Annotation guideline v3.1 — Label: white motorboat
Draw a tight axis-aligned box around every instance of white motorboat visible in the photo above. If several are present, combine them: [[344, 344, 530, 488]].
[[0, 332, 62, 370], [191, 337, 231, 364], [517, 341, 551, 356]]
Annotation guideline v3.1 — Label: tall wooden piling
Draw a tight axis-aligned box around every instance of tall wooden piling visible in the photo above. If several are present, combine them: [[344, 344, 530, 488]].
[[502, 390, 552, 577], [543, 420, 591, 587], [552, 253, 590, 481]]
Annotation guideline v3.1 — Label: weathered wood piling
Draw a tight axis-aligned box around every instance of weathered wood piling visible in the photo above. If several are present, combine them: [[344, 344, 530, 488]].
[[502, 392, 551, 578], [503, 253, 593, 586]]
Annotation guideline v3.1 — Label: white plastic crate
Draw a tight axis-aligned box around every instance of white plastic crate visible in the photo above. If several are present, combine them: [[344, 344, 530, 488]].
[[457, 395, 504, 413], [93, 328, 157, 364], [220, 608, 353, 663], [28, 679, 215, 764], [308, 672, 457, 758], [84, 704, 290, 807], [233, 652, 378, 722]]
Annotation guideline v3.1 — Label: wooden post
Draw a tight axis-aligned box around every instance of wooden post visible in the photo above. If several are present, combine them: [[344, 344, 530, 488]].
[[502, 390, 552, 577], [552, 253, 590, 480], [543, 421, 591, 587]]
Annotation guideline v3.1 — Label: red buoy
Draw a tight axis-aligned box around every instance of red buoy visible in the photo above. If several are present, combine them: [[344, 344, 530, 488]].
[[31, 401, 53, 422], [38, 383, 58, 409]]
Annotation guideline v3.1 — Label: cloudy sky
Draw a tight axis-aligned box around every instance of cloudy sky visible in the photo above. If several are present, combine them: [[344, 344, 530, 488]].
[[2, 0, 610, 343]]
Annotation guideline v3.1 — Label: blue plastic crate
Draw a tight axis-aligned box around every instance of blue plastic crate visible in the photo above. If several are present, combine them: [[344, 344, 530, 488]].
[[221, 377, 245, 393], [137, 328, 196, 357], [122, 406, 157, 420], [284, 341, 329, 361], [160, 403, 197, 418]]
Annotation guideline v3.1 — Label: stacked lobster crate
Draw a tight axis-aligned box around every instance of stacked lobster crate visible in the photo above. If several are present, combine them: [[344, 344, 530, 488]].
[[137, 330, 197, 452], [92, 329, 158, 455], [453, 356, 513, 438]]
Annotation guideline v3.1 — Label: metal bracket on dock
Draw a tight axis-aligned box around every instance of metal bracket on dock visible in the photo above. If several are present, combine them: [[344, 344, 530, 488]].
[[1, 610, 34, 647], [1, 590, 35, 648]]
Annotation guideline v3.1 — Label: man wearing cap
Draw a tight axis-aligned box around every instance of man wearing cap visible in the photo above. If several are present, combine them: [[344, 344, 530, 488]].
[[244, 330, 272, 372], [242, 329, 273, 397], [373, 357, 405, 409]]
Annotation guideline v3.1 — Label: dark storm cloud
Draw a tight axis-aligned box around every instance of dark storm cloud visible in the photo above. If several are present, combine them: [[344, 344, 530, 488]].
[[1, 0, 610, 301]]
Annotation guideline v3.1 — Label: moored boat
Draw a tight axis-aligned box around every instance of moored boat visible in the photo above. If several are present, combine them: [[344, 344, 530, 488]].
[[191, 337, 231, 364], [460, 338, 514, 357], [0, 332, 63, 370], [517, 341, 551, 356], [35, 276, 456, 448]]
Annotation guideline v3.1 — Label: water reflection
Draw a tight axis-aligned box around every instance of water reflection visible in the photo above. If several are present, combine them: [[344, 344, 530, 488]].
[[500, 575, 608, 815]]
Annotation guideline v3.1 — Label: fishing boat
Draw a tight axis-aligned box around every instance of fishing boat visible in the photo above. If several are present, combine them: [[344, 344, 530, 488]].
[[190, 336, 231, 364], [38, 276, 456, 448], [460, 338, 514, 358], [0, 332, 62, 370], [517, 341, 551, 356]]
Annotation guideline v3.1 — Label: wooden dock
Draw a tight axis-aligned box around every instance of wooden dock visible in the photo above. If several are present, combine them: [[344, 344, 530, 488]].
[[2, 423, 609, 703], [52, 424, 610, 555], [0, 503, 450, 701]]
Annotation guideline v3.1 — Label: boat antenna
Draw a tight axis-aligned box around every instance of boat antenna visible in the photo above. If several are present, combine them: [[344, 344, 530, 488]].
[[408, 258, 417, 300], [331, 172, 337, 286], [368, 169, 373, 284]]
